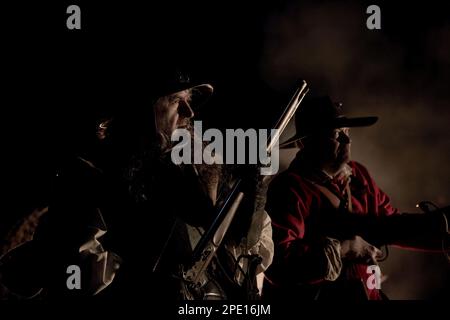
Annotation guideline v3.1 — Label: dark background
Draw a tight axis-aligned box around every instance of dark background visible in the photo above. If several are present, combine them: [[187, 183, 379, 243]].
[[2, 0, 449, 299]]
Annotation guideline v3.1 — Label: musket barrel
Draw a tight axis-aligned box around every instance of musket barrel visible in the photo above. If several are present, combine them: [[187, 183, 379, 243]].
[[267, 80, 308, 151]]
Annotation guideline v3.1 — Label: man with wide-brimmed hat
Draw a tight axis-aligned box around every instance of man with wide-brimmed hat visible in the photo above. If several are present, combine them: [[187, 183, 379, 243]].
[[0, 66, 216, 300], [263, 96, 448, 300], [0, 66, 274, 301]]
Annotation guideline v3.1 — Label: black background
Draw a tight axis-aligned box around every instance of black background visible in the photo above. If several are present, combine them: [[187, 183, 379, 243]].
[[2, 0, 450, 300]]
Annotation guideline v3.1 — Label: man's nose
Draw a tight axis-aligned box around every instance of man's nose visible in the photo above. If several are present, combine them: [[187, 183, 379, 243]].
[[178, 100, 195, 119], [337, 132, 351, 144]]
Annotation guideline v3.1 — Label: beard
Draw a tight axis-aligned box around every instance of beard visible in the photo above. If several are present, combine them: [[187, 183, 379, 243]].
[[124, 120, 225, 205], [186, 123, 224, 201]]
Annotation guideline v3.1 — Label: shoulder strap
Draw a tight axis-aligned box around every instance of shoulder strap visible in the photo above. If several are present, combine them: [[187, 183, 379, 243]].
[[310, 180, 353, 213]]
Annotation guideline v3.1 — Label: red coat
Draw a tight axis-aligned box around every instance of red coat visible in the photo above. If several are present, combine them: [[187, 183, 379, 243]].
[[264, 159, 398, 300]]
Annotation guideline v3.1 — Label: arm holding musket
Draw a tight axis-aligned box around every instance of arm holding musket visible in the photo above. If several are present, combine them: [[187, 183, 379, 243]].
[[318, 204, 450, 254]]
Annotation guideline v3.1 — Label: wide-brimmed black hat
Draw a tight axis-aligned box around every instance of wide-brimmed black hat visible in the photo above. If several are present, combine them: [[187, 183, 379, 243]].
[[150, 68, 213, 109], [280, 96, 378, 148]]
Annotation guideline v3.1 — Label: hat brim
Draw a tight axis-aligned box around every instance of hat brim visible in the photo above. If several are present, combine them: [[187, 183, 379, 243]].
[[335, 116, 378, 128], [279, 134, 307, 149], [279, 116, 378, 149], [165, 83, 213, 110], [189, 83, 214, 108]]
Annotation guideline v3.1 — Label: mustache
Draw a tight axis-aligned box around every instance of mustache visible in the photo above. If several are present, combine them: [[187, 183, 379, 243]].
[[184, 121, 194, 131], [178, 120, 193, 130]]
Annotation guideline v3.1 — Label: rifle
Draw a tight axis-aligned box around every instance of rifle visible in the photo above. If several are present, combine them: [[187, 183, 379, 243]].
[[182, 80, 309, 298]]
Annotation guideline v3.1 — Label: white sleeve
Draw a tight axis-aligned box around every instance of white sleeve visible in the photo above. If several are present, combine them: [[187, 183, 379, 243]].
[[246, 210, 274, 274], [323, 237, 343, 281], [78, 210, 122, 295]]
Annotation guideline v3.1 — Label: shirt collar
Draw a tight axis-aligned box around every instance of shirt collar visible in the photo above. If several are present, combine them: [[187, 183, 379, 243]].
[[291, 152, 353, 185]]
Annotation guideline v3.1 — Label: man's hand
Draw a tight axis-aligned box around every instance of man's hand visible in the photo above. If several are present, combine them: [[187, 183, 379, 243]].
[[340, 235, 383, 265]]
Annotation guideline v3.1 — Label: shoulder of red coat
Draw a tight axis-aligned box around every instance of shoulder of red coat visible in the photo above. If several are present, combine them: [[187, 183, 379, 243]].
[[348, 160, 373, 180]]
